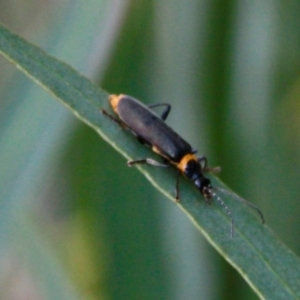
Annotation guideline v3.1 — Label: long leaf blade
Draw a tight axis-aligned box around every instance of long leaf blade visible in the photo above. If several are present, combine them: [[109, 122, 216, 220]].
[[0, 23, 300, 299]]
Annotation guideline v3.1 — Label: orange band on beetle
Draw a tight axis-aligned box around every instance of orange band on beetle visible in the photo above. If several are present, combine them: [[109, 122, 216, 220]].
[[177, 153, 198, 172]]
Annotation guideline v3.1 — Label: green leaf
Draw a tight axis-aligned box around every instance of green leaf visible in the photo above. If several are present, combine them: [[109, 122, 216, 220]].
[[0, 2, 118, 297], [0, 23, 300, 300]]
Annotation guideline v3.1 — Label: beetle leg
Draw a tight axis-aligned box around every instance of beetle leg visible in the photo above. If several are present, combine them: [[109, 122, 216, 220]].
[[175, 170, 181, 201], [197, 156, 208, 169], [127, 158, 169, 168], [198, 156, 221, 173], [148, 103, 171, 121], [100, 109, 123, 125], [209, 166, 221, 173]]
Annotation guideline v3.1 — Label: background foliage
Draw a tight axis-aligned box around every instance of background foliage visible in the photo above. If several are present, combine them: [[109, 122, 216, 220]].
[[1, 1, 300, 299]]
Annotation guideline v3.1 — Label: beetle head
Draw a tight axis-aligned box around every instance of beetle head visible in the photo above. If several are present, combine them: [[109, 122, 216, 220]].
[[183, 159, 212, 199]]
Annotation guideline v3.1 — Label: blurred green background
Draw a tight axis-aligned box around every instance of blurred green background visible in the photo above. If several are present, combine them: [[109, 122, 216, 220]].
[[1, 0, 300, 299]]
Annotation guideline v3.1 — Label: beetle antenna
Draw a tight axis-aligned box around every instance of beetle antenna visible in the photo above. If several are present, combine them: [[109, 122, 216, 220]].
[[211, 192, 234, 238], [214, 187, 265, 224]]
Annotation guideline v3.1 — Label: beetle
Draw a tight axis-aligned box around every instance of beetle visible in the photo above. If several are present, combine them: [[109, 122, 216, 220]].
[[101, 94, 264, 237]]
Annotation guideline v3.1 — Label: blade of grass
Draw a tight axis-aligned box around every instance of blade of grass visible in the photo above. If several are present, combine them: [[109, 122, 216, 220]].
[[0, 2, 125, 297], [0, 23, 300, 299]]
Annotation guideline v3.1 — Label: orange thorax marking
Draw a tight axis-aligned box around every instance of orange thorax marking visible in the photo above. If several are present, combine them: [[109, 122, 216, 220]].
[[177, 154, 198, 172]]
